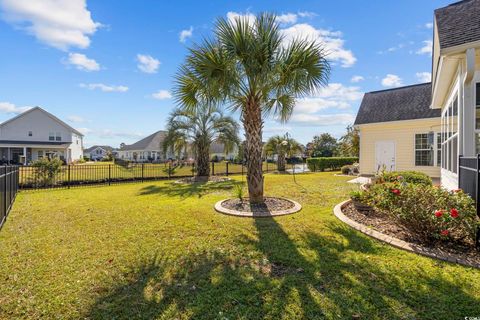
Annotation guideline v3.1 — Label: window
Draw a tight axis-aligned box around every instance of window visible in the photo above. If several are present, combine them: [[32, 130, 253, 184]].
[[28, 131, 32, 137], [49, 132, 55, 141], [55, 132, 61, 141], [415, 133, 433, 166], [37, 150, 43, 159], [441, 95, 459, 173]]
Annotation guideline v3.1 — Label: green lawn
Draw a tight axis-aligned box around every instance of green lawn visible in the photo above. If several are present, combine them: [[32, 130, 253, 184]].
[[1, 173, 479, 319]]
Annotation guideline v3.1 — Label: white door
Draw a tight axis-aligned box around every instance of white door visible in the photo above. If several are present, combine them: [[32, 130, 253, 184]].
[[375, 141, 395, 172]]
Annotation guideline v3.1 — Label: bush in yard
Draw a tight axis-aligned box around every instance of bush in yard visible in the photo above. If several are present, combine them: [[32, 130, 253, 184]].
[[31, 158, 63, 186], [307, 157, 358, 172], [380, 170, 432, 186], [364, 182, 478, 244]]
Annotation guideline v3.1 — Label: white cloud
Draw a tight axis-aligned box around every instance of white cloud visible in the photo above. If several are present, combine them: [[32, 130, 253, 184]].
[[289, 113, 355, 126], [96, 129, 144, 139], [425, 22, 433, 29], [350, 75, 364, 83], [0, 101, 31, 114], [66, 53, 100, 71], [280, 23, 356, 67], [152, 90, 172, 100], [0, 0, 101, 50], [295, 83, 363, 114], [77, 127, 92, 135], [298, 11, 316, 18], [136, 54, 160, 74], [80, 83, 128, 92], [226, 11, 256, 26], [276, 13, 297, 24], [416, 40, 432, 56], [415, 72, 431, 83], [67, 115, 86, 123], [381, 74, 403, 87], [179, 26, 193, 43]]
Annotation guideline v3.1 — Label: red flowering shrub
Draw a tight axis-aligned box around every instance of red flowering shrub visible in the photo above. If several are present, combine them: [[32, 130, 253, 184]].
[[363, 183, 478, 245]]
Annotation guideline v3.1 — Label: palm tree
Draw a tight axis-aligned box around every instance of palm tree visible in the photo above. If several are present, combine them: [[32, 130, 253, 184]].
[[163, 104, 239, 178], [175, 13, 329, 202], [265, 135, 303, 172]]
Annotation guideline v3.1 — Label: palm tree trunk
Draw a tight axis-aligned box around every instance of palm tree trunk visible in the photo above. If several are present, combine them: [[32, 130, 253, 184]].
[[277, 152, 286, 172], [196, 140, 210, 177], [243, 99, 264, 203]]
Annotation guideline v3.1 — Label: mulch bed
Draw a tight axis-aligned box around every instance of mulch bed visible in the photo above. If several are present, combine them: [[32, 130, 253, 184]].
[[175, 176, 231, 184], [343, 202, 480, 264], [222, 197, 295, 213]]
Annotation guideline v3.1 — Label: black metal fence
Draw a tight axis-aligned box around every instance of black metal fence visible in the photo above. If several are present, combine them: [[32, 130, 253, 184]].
[[458, 155, 480, 247], [0, 166, 19, 230], [18, 161, 280, 190]]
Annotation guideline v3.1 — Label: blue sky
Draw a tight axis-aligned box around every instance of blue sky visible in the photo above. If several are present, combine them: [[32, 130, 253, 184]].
[[0, 0, 451, 147]]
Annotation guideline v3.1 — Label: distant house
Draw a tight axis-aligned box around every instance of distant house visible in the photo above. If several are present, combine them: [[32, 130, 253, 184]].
[[210, 142, 237, 161], [354, 84, 441, 177], [116, 130, 173, 162], [84, 145, 114, 161], [0, 107, 84, 164]]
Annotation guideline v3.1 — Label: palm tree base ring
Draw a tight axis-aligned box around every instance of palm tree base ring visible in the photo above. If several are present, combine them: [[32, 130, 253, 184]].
[[214, 197, 301, 217]]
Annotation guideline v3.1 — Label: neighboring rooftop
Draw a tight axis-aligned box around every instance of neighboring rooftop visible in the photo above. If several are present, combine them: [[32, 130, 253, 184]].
[[435, 0, 480, 49], [354, 83, 441, 125], [119, 130, 167, 151], [84, 145, 114, 153]]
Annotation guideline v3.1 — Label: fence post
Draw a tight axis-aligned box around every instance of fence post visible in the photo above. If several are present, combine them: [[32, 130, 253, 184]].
[[108, 164, 111, 186], [168, 162, 171, 180], [476, 155, 480, 249], [4, 167, 7, 222], [67, 164, 71, 189], [212, 161, 215, 176], [142, 163, 145, 182], [192, 162, 195, 177], [226, 161, 229, 176]]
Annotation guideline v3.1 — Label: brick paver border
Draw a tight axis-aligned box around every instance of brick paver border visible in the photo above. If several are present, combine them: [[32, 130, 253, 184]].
[[334, 200, 480, 269], [215, 198, 302, 218]]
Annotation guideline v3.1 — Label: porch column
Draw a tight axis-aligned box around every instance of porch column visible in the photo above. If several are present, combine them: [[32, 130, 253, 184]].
[[23, 147, 27, 165], [463, 48, 476, 156]]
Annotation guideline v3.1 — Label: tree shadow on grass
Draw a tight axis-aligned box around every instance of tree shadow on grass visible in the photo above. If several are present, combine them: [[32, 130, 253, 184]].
[[137, 180, 242, 198], [85, 217, 480, 319]]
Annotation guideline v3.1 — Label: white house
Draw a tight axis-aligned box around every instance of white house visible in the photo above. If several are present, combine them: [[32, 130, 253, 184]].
[[0, 107, 84, 164], [84, 145, 114, 161]]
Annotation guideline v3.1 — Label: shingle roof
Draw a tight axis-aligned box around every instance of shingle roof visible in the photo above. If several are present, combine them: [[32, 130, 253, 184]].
[[435, 0, 480, 49], [119, 130, 167, 151], [354, 83, 440, 125], [84, 145, 114, 153]]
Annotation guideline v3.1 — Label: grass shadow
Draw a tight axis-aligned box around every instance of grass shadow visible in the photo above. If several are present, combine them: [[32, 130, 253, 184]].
[[137, 180, 242, 198], [85, 214, 480, 319]]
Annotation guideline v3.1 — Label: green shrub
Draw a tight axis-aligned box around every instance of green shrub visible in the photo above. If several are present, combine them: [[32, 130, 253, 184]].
[[31, 158, 63, 186], [364, 182, 478, 244], [380, 171, 432, 186], [307, 157, 358, 172], [341, 165, 351, 175], [233, 183, 245, 201]]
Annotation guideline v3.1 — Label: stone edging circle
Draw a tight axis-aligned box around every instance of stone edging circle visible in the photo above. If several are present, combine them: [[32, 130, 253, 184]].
[[215, 198, 302, 218], [334, 199, 480, 269]]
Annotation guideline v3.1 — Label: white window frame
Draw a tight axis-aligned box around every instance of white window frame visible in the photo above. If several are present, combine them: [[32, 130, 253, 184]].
[[441, 90, 459, 175], [414, 133, 439, 167]]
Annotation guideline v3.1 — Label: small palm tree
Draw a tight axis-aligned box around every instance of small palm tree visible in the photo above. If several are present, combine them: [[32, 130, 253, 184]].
[[265, 135, 303, 172], [163, 104, 239, 177], [175, 13, 329, 202]]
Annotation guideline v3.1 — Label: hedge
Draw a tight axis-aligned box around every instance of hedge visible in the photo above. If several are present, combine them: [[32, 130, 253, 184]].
[[381, 170, 432, 186], [307, 157, 358, 172]]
